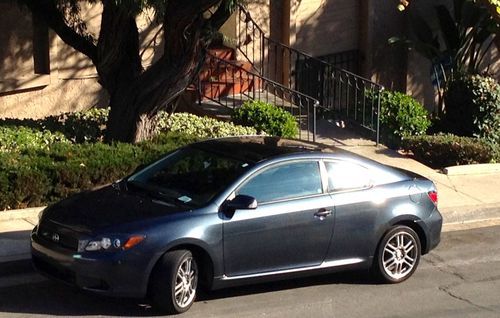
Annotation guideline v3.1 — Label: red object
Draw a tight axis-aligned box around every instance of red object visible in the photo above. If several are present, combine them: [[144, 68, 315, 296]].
[[427, 190, 438, 206]]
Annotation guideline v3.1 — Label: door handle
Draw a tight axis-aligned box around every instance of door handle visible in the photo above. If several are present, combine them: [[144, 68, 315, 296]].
[[314, 208, 332, 219]]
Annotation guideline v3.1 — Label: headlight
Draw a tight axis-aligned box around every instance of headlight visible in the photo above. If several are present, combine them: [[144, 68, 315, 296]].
[[84, 235, 144, 252]]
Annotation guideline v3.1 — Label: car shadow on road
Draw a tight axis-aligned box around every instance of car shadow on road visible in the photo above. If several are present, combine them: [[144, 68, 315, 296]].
[[0, 270, 379, 316]]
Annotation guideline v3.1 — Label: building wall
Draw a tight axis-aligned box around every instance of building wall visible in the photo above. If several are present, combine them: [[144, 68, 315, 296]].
[[293, 0, 359, 56], [0, 2, 163, 119], [2, 1, 498, 119]]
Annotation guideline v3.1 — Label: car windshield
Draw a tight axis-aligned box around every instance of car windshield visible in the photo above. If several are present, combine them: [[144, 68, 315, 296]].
[[127, 146, 252, 208]]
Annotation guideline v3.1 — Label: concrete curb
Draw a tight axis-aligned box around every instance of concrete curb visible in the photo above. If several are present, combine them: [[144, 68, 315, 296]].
[[443, 163, 500, 176], [0, 207, 45, 222], [440, 203, 500, 224]]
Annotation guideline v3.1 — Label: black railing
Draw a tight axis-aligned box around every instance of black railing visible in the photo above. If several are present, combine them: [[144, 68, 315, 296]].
[[197, 53, 320, 142], [236, 5, 384, 144]]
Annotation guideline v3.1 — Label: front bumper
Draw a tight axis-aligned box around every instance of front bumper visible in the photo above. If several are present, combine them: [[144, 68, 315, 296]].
[[31, 229, 151, 298]]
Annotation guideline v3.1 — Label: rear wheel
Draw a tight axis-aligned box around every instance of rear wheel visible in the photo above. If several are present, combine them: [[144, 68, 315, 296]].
[[150, 250, 198, 314], [374, 225, 421, 283]]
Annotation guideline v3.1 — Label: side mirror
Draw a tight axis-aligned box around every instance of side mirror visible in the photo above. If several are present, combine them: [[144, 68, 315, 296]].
[[224, 194, 258, 211]]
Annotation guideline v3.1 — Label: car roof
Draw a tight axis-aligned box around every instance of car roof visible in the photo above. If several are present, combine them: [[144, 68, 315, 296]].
[[190, 136, 350, 163]]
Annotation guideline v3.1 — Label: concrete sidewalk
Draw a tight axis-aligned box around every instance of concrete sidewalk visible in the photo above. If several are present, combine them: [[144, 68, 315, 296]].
[[1, 120, 500, 274]]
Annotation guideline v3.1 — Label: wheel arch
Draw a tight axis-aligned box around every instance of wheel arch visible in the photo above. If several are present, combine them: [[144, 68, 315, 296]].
[[390, 219, 428, 255], [147, 242, 216, 296]]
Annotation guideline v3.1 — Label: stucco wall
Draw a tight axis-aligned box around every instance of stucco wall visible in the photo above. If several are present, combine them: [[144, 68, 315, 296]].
[[0, 2, 163, 119], [293, 0, 359, 56]]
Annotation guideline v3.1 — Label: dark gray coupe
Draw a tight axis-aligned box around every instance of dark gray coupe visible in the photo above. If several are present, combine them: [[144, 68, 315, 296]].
[[31, 136, 442, 314]]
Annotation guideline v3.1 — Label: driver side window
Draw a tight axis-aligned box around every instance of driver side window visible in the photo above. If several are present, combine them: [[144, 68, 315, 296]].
[[236, 161, 323, 203]]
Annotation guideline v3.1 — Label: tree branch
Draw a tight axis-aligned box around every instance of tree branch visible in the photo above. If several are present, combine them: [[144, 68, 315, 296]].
[[204, 0, 236, 34], [19, 0, 97, 63]]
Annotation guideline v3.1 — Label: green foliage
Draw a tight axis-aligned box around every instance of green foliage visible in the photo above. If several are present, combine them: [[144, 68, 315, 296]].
[[42, 107, 109, 142], [401, 134, 497, 168], [0, 126, 70, 153], [444, 74, 500, 143], [232, 101, 299, 138], [1, 108, 259, 147], [0, 132, 198, 210], [390, 0, 498, 76], [157, 112, 258, 138], [0, 108, 108, 143], [376, 91, 431, 147]]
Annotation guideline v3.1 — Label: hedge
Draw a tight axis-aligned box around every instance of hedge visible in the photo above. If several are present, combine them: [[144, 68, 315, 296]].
[[232, 101, 298, 138], [0, 132, 199, 210], [401, 134, 498, 169]]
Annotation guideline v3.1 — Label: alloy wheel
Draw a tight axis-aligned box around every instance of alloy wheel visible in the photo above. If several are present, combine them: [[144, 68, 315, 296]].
[[382, 231, 418, 280], [174, 256, 198, 309]]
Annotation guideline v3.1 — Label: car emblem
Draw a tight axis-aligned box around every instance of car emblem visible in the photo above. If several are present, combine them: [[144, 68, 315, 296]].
[[51, 233, 60, 243]]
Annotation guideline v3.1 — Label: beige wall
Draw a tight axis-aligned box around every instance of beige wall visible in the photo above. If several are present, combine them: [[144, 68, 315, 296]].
[[0, 2, 163, 119], [293, 0, 359, 56], [3, 0, 498, 119]]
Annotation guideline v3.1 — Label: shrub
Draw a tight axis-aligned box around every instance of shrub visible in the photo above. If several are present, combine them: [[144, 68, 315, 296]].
[[0, 108, 108, 143], [0, 126, 70, 153], [43, 107, 109, 142], [0, 132, 198, 210], [1, 108, 258, 144], [401, 134, 497, 169], [444, 74, 500, 144], [232, 101, 298, 138], [377, 91, 431, 147], [157, 112, 257, 138]]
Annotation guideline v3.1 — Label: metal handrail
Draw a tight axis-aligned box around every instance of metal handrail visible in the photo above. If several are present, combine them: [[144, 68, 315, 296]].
[[236, 4, 384, 144], [236, 4, 382, 88]]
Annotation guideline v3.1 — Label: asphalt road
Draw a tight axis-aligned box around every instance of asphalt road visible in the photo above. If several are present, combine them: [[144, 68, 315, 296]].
[[1, 225, 499, 317]]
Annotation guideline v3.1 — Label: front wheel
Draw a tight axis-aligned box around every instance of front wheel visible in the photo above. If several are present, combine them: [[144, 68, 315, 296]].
[[150, 250, 198, 314], [373, 225, 421, 283]]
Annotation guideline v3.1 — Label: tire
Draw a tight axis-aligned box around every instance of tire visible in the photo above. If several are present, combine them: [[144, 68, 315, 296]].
[[150, 250, 198, 314], [373, 225, 421, 283]]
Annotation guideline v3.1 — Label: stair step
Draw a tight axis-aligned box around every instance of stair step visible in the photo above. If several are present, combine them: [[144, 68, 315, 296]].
[[199, 61, 255, 82], [201, 81, 256, 99]]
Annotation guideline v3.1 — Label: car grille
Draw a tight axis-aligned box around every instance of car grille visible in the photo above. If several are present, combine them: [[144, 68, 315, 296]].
[[37, 221, 80, 252]]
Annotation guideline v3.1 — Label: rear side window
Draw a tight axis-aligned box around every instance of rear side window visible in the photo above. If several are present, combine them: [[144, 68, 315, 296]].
[[237, 161, 323, 203], [325, 161, 371, 192]]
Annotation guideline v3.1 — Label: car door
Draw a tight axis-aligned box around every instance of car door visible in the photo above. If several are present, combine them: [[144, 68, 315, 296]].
[[323, 160, 383, 261], [222, 160, 335, 277]]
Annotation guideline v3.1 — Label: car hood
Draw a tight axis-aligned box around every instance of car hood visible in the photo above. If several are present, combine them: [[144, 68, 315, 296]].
[[42, 183, 185, 233]]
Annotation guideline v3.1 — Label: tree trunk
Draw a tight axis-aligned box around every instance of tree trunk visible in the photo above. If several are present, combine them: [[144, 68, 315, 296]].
[[103, 0, 226, 143], [19, 0, 236, 144], [104, 41, 205, 143]]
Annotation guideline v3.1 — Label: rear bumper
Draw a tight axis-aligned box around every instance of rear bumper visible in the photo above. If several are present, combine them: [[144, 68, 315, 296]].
[[417, 207, 443, 254], [31, 230, 150, 298]]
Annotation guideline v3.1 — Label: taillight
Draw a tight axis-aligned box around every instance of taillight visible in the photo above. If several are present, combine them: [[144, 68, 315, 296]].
[[427, 190, 438, 206]]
